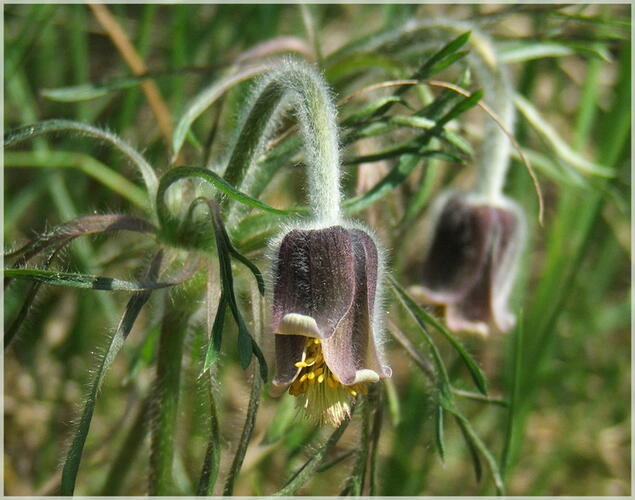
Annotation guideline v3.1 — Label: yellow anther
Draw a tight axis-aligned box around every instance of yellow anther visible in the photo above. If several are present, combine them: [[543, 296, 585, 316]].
[[318, 374, 325, 383], [307, 372, 315, 380], [304, 357, 316, 365], [349, 390, 358, 397], [300, 373, 308, 382], [313, 338, 320, 345], [294, 361, 307, 368]]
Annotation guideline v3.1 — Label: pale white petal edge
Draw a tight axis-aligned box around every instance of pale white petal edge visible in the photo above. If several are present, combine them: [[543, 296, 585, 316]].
[[276, 313, 323, 337]]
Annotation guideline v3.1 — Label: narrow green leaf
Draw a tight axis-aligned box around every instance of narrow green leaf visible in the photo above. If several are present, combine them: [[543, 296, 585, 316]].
[[229, 249, 265, 296], [237, 324, 254, 369], [156, 167, 301, 238], [446, 406, 505, 495], [344, 154, 420, 214], [405, 31, 471, 87], [5, 120, 159, 201], [41, 81, 136, 102], [6, 214, 156, 265], [5, 242, 67, 348], [61, 252, 163, 495], [501, 312, 524, 476], [436, 88, 482, 127], [272, 410, 353, 496], [499, 41, 574, 64], [428, 49, 469, 75], [454, 413, 482, 482], [5, 268, 173, 292], [388, 277, 450, 393], [390, 279, 488, 395], [341, 96, 406, 126], [514, 94, 613, 177], [435, 405, 446, 462], [208, 201, 268, 381], [202, 295, 227, 373]]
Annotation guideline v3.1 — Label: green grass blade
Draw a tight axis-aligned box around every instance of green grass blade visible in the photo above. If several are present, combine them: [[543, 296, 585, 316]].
[[5, 120, 158, 201], [514, 94, 613, 177], [501, 313, 524, 477], [5, 151, 148, 208]]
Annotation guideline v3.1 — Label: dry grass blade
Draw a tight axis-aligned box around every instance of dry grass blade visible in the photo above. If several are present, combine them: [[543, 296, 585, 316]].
[[89, 4, 173, 147]]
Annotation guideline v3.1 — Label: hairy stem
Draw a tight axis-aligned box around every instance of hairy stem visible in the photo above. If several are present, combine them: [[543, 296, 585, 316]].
[[149, 301, 191, 495], [226, 61, 342, 225]]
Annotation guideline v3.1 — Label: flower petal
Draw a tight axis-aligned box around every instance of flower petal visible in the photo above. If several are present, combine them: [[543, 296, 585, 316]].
[[322, 229, 390, 385], [272, 334, 306, 387], [420, 194, 495, 304], [446, 203, 522, 335], [277, 313, 322, 337], [272, 226, 356, 339]]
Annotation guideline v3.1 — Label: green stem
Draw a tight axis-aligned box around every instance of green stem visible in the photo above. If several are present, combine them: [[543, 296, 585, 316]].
[[225, 62, 342, 225], [272, 412, 353, 496], [149, 301, 191, 496], [222, 372, 262, 495]]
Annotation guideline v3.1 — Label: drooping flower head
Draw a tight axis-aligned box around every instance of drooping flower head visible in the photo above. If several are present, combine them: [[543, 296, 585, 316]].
[[271, 224, 391, 426], [235, 61, 392, 426], [415, 22, 527, 336], [417, 191, 525, 336]]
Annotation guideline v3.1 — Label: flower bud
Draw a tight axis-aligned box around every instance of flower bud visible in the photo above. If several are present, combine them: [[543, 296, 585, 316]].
[[271, 224, 391, 426], [417, 191, 525, 336]]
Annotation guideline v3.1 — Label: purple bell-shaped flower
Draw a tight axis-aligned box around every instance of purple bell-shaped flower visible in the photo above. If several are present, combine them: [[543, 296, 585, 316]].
[[417, 191, 525, 336], [271, 224, 391, 426]]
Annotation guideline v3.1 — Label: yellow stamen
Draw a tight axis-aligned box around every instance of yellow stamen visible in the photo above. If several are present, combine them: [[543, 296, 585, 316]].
[[287, 337, 369, 427]]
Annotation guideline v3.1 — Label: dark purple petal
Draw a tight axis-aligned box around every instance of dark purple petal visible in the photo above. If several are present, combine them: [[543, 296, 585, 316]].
[[272, 334, 306, 386], [444, 202, 522, 334], [322, 229, 388, 385], [272, 226, 356, 339], [421, 194, 496, 304]]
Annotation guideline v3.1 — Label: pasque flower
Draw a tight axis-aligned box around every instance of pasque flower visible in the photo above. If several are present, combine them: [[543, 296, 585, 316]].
[[271, 225, 391, 426], [417, 25, 526, 336], [240, 62, 391, 426], [418, 191, 524, 336]]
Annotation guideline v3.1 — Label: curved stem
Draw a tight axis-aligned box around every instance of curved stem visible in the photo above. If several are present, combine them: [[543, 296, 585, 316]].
[[225, 61, 342, 225], [332, 19, 515, 201], [419, 20, 515, 201]]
